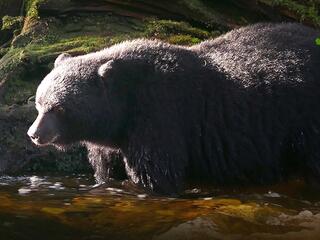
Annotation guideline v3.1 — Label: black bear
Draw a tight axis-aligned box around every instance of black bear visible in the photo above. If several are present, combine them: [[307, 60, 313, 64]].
[[28, 23, 320, 194]]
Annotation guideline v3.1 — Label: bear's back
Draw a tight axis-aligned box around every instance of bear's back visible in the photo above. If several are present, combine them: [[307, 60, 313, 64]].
[[191, 23, 320, 88]]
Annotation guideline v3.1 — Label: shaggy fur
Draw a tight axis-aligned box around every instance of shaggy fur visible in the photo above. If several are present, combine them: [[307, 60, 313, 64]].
[[86, 144, 126, 182], [30, 23, 320, 194]]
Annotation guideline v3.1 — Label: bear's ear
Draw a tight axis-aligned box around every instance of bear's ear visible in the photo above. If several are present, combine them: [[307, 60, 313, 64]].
[[98, 60, 115, 79], [54, 53, 72, 68]]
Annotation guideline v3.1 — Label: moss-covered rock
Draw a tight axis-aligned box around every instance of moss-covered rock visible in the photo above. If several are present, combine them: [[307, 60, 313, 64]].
[[1, 15, 24, 31], [144, 19, 219, 45], [260, 0, 320, 26], [0, 47, 9, 58], [0, 0, 23, 45]]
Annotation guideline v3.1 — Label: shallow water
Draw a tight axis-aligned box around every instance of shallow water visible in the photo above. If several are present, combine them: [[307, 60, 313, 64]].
[[1, 175, 320, 240]]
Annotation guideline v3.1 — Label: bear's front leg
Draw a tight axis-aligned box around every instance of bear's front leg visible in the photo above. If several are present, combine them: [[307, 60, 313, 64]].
[[124, 127, 188, 195], [299, 126, 320, 189]]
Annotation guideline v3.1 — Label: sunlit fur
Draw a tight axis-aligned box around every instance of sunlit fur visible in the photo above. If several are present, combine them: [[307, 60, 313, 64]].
[[31, 23, 320, 195]]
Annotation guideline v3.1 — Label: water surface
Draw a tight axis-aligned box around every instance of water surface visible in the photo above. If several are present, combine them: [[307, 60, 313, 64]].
[[1, 175, 320, 240]]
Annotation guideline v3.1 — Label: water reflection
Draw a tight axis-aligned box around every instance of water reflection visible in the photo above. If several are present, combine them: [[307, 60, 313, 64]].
[[0, 175, 320, 240]]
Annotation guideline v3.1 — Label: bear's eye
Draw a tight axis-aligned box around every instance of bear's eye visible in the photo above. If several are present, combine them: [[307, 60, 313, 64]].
[[52, 106, 65, 114]]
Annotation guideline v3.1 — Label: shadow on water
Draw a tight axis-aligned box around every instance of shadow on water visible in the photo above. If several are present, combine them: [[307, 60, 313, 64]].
[[1, 175, 320, 240]]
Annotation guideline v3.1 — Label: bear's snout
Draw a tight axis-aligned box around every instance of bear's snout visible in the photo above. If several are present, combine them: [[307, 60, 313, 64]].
[[27, 112, 60, 146], [27, 128, 40, 141]]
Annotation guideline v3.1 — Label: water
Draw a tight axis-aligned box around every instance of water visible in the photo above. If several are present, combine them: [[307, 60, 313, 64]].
[[1, 175, 320, 240]]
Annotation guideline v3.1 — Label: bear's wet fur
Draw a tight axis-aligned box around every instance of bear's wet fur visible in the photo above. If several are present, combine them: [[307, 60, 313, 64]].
[[30, 23, 320, 194]]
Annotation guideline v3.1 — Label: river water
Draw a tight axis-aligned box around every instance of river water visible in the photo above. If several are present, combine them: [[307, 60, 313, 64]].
[[1, 175, 320, 240]]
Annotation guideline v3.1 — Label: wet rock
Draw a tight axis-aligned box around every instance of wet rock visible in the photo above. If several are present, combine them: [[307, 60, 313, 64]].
[[154, 217, 224, 240]]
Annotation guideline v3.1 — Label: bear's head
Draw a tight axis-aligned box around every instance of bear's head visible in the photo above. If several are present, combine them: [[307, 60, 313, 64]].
[[27, 53, 121, 150]]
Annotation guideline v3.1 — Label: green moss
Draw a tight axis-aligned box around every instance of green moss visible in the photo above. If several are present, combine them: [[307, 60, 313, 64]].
[[167, 34, 202, 45], [22, 0, 46, 33], [3, 77, 38, 104], [0, 48, 39, 104], [0, 47, 9, 58], [146, 20, 208, 38], [26, 14, 145, 55], [316, 37, 320, 46], [145, 19, 219, 45], [1, 15, 24, 31], [262, 0, 320, 26], [25, 0, 44, 18], [0, 48, 25, 80], [30, 35, 109, 54]]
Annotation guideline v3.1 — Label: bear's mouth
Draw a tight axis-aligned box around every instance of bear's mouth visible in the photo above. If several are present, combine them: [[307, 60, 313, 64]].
[[30, 134, 60, 147]]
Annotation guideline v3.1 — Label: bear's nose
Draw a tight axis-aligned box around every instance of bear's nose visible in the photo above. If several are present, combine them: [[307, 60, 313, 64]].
[[27, 128, 39, 141]]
